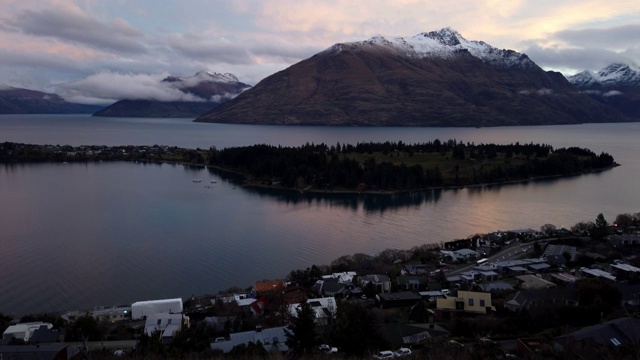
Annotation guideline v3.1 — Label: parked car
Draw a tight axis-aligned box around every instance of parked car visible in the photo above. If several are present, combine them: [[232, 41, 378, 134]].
[[373, 350, 395, 358], [394, 347, 412, 357], [319, 344, 338, 354], [447, 339, 464, 347]]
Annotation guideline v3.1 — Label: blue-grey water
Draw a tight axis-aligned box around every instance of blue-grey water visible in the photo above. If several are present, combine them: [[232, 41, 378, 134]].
[[0, 114, 638, 317]]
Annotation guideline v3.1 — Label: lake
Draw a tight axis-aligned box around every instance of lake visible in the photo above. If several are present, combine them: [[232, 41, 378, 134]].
[[0, 114, 638, 316]]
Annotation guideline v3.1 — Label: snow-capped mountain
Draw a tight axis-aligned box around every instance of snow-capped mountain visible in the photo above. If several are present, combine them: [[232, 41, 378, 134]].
[[568, 63, 640, 89], [568, 63, 640, 119], [324, 28, 535, 69], [164, 71, 243, 85], [197, 28, 626, 127]]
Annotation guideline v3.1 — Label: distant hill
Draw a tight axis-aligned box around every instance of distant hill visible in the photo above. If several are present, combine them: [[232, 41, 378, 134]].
[[567, 63, 640, 119], [196, 28, 627, 127], [93, 71, 251, 118], [0, 87, 103, 114]]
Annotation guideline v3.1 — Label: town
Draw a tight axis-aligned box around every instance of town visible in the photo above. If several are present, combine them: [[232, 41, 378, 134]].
[[2, 212, 640, 359]]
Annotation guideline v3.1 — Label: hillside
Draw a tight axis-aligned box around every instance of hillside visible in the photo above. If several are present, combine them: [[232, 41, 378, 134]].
[[0, 87, 103, 114], [196, 28, 626, 127]]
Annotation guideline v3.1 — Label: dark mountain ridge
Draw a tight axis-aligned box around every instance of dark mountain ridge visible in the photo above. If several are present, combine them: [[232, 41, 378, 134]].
[[0, 87, 103, 114], [196, 28, 627, 126]]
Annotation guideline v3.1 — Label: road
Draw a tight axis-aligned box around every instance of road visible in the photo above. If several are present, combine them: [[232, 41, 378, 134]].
[[447, 240, 548, 276]]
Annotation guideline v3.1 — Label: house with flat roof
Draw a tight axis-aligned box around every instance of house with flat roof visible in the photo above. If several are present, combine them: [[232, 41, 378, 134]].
[[436, 291, 492, 320], [580, 268, 617, 282], [609, 263, 640, 280], [2, 323, 53, 343]]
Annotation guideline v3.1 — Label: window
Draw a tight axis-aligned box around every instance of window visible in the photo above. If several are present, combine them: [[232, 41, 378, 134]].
[[157, 319, 162, 325], [480, 299, 485, 307], [468, 298, 474, 306], [167, 319, 172, 325]]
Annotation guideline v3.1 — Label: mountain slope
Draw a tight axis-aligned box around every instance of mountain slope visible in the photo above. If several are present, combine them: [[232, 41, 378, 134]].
[[196, 28, 626, 127], [568, 64, 640, 119], [0, 87, 103, 114], [93, 71, 251, 118]]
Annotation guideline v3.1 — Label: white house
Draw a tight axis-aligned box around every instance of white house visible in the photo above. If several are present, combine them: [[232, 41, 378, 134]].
[[288, 297, 337, 325], [131, 298, 183, 320], [2, 322, 53, 343], [144, 313, 189, 342]]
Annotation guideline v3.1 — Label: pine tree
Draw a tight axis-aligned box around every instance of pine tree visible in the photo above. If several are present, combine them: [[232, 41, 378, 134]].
[[285, 301, 317, 355]]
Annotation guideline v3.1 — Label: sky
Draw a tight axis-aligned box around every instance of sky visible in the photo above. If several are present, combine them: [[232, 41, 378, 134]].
[[1, 0, 639, 104]]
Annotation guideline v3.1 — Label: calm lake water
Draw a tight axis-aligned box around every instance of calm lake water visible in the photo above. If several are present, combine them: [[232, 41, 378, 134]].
[[0, 114, 639, 316]]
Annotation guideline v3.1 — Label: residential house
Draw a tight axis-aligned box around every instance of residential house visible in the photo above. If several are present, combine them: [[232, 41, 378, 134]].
[[546, 272, 578, 287], [478, 282, 514, 293], [396, 275, 429, 291], [314, 278, 349, 298], [2, 322, 53, 343], [545, 255, 567, 267], [609, 263, 640, 280], [144, 313, 189, 343], [210, 326, 289, 353], [402, 264, 430, 275], [505, 288, 579, 312], [580, 268, 617, 282], [377, 292, 422, 309], [477, 270, 499, 282], [253, 280, 286, 297], [543, 244, 577, 261], [515, 275, 557, 290], [436, 291, 493, 320], [376, 323, 448, 347], [288, 297, 337, 326], [444, 239, 472, 250], [516, 338, 553, 359], [528, 263, 552, 274], [321, 271, 357, 283], [453, 248, 479, 262], [359, 275, 391, 293], [608, 234, 640, 247], [236, 297, 268, 317], [554, 317, 640, 353]]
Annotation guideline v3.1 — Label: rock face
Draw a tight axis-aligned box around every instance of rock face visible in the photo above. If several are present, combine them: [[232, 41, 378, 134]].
[[0, 87, 103, 114], [94, 71, 251, 118], [567, 64, 640, 119], [196, 28, 626, 126]]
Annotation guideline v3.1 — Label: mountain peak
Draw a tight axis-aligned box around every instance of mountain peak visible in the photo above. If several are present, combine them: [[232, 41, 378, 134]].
[[569, 63, 640, 89], [194, 71, 240, 83], [417, 27, 464, 46], [323, 28, 535, 69]]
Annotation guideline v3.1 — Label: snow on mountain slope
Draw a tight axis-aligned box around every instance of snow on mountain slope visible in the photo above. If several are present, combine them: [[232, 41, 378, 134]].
[[568, 63, 640, 89], [323, 27, 535, 68]]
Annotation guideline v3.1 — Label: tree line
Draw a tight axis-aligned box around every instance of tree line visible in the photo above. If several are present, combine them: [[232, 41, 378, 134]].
[[207, 140, 617, 191]]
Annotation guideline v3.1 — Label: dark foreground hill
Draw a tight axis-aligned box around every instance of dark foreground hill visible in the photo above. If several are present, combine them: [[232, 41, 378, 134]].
[[196, 28, 626, 127], [0, 87, 102, 114]]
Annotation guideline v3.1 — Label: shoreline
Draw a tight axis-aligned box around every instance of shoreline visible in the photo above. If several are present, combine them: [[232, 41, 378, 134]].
[[233, 163, 621, 196]]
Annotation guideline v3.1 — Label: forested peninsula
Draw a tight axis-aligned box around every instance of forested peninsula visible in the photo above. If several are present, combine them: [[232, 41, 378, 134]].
[[0, 140, 618, 193]]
